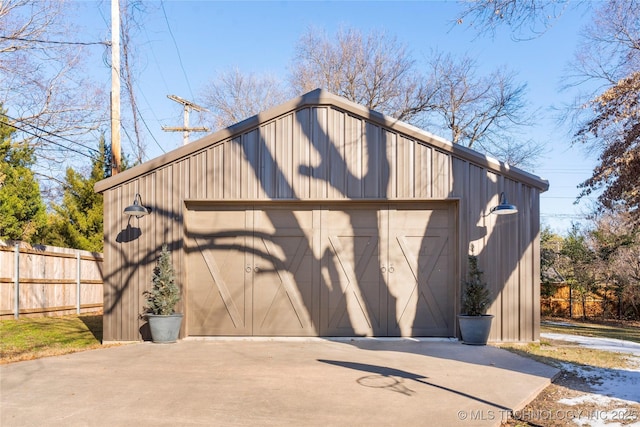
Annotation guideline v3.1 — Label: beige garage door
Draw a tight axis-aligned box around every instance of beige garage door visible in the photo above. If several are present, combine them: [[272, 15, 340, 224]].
[[185, 202, 455, 337]]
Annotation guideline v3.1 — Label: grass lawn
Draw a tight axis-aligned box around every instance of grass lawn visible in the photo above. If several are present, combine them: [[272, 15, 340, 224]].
[[498, 318, 640, 427], [0, 313, 104, 364], [541, 317, 640, 344], [497, 317, 640, 369], [496, 338, 631, 370]]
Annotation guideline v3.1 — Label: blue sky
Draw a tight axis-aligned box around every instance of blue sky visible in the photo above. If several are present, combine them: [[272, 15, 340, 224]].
[[73, 0, 600, 234]]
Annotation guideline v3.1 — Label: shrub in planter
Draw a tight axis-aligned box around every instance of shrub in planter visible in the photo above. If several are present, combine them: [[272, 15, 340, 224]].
[[143, 244, 183, 343], [458, 251, 493, 345]]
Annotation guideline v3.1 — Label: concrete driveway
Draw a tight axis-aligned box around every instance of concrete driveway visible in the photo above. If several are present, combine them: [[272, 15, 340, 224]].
[[1, 338, 558, 427]]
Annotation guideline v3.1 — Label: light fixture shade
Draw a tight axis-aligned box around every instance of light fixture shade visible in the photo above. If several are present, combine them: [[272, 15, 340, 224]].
[[491, 192, 518, 215], [123, 193, 150, 217]]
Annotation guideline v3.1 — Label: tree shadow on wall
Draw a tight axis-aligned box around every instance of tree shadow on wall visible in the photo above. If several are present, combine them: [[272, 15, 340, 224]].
[[208, 96, 527, 339], [106, 94, 531, 345]]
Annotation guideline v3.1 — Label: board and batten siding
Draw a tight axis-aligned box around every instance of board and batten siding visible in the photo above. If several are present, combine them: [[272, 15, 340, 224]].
[[99, 91, 546, 342]]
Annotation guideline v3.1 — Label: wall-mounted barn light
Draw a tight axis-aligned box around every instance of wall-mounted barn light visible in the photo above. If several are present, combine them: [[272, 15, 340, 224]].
[[123, 193, 150, 217], [489, 192, 518, 215]]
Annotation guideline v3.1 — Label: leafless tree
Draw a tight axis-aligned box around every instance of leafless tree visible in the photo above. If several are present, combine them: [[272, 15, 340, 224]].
[[422, 51, 542, 167], [200, 68, 291, 130], [0, 0, 108, 204], [456, 0, 574, 40], [458, 0, 640, 223], [568, 0, 639, 88], [119, 1, 147, 165], [616, 240, 640, 318], [0, 0, 108, 178], [202, 27, 540, 167], [568, 1, 640, 223], [289, 27, 431, 122], [589, 209, 640, 318], [97, 0, 166, 166], [290, 27, 540, 166]]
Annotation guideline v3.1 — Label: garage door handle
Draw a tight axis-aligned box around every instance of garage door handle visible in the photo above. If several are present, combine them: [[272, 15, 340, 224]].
[[245, 266, 252, 273], [381, 266, 386, 273], [389, 265, 395, 273], [254, 266, 260, 273]]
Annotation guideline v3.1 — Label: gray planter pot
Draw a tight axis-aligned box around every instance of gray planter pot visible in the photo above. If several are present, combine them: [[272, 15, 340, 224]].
[[458, 314, 494, 345], [146, 313, 183, 343]]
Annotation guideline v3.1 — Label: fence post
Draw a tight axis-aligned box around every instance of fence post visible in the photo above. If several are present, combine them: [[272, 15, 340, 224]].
[[14, 243, 19, 319], [569, 286, 573, 318], [76, 251, 81, 315]]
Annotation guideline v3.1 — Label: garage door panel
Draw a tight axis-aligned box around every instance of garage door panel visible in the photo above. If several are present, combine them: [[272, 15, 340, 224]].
[[186, 233, 252, 336], [389, 207, 454, 337], [321, 207, 387, 336], [253, 233, 316, 336], [186, 202, 456, 338]]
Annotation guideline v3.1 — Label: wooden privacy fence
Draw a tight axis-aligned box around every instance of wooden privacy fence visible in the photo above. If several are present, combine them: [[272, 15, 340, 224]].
[[0, 242, 104, 319], [541, 283, 618, 319]]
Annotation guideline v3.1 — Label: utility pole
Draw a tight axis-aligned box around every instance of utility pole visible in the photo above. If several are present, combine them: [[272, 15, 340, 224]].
[[162, 95, 209, 145], [111, 0, 121, 174]]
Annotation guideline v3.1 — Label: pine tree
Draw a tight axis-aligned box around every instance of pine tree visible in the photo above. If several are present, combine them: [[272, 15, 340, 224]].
[[461, 252, 491, 316], [143, 245, 181, 315], [0, 108, 47, 242], [45, 135, 109, 251]]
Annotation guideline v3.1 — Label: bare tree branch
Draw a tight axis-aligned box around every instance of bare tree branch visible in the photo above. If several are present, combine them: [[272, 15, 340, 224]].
[[289, 27, 423, 121], [202, 27, 541, 167], [200, 68, 291, 130], [0, 0, 108, 184], [422, 51, 541, 167], [120, 1, 147, 164], [456, 0, 574, 40]]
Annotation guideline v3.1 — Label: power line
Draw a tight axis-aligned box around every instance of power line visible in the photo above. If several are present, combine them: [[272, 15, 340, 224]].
[[0, 112, 101, 156], [142, 24, 170, 94], [539, 171, 592, 175], [116, 100, 167, 160], [121, 125, 135, 155], [2, 121, 97, 160], [134, 102, 167, 155], [0, 36, 110, 46], [541, 213, 588, 219], [536, 168, 592, 171], [541, 196, 595, 200], [160, 0, 194, 99]]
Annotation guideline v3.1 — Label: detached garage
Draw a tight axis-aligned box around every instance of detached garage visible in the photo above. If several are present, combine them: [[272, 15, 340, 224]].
[[95, 89, 548, 343]]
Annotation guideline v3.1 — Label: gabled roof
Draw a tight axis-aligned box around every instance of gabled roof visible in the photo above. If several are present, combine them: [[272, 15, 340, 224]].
[[542, 266, 566, 284], [95, 89, 549, 193]]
